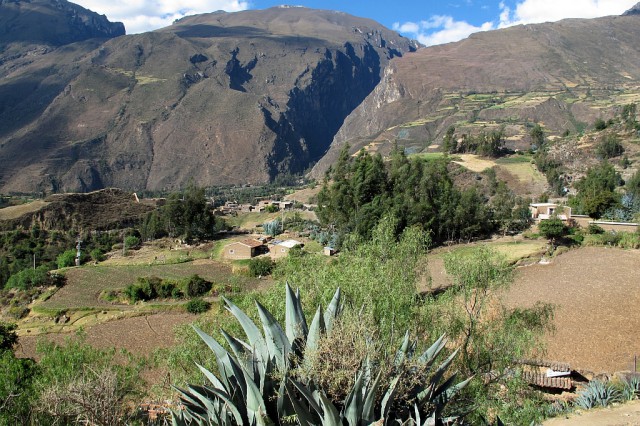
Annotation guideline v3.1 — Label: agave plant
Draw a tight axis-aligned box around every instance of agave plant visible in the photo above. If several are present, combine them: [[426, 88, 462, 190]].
[[172, 283, 342, 425], [286, 331, 472, 425], [575, 379, 621, 410], [172, 284, 471, 425]]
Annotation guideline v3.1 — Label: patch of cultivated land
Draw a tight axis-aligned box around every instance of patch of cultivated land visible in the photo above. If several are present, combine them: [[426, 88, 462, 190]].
[[41, 259, 264, 310], [503, 247, 640, 373], [15, 312, 193, 360], [0, 200, 48, 220]]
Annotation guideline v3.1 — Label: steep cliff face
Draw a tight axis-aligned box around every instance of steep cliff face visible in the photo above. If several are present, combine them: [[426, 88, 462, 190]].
[[311, 12, 640, 178], [0, 5, 418, 193]]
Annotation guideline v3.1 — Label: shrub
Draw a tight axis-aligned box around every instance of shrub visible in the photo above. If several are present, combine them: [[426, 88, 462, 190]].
[[56, 249, 77, 268], [123, 235, 140, 251], [618, 232, 640, 249], [124, 284, 145, 304], [594, 118, 607, 130], [5, 265, 51, 290], [155, 280, 175, 298], [596, 135, 625, 159], [89, 248, 105, 262], [185, 274, 211, 297], [248, 256, 275, 277], [184, 298, 210, 314], [587, 223, 605, 234]]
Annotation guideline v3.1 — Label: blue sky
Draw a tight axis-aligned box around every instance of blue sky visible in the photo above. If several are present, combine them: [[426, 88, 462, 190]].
[[73, 0, 639, 45]]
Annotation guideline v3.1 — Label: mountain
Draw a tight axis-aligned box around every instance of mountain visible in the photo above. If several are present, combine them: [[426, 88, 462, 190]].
[[311, 11, 640, 177], [0, 4, 418, 193]]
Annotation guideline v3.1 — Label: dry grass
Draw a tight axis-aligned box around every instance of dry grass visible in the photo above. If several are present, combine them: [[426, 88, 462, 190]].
[[453, 154, 497, 172], [0, 200, 48, 220]]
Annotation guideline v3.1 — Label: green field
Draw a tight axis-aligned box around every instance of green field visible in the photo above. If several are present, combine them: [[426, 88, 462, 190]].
[[39, 260, 264, 310]]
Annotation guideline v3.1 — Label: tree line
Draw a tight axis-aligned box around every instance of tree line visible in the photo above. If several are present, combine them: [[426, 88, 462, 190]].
[[316, 145, 531, 246]]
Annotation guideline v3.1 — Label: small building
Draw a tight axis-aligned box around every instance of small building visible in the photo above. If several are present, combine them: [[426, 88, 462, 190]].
[[224, 239, 265, 260], [323, 246, 336, 256], [529, 203, 571, 221], [271, 239, 303, 258]]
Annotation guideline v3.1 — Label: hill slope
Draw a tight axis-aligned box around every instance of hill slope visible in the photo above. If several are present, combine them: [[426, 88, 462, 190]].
[[312, 11, 640, 177], [0, 4, 417, 193]]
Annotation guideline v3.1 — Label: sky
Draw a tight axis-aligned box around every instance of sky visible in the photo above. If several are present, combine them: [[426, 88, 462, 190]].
[[72, 0, 639, 45]]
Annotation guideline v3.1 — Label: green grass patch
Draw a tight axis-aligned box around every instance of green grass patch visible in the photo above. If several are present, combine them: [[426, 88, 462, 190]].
[[495, 155, 533, 165]]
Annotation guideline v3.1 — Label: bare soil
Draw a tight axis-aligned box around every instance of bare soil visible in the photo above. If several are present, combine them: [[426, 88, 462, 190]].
[[15, 312, 193, 360], [503, 247, 640, 374], [544, 400, 640, 425]]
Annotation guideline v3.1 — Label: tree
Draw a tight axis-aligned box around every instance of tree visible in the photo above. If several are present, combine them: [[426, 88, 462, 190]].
[[596, 134, 625, 159], [530, 124, 544, 149], [0, 322, 18, 352], [538, 217, 566, 248], [573, 161, 622, 219], [442, 126, 457, 153], [56, 249, 76, 269]]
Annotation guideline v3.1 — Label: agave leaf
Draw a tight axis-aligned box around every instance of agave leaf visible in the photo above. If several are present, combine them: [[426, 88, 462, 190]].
[[240, 364, 272, 426], [196, 363, 228, 395], [285, 282, 308, 343], [418, 334, 447, 367], [363, 370, 383, 422], [429, 348, 460, 392], [288, 377, 324, 414], [317, 390, 342, 426], [223, 297, 269, 365], [394, 330, 411, 367], [324, 287, 342, 333], [220, 328, 249, 361], [381, 375, 401, 421], [306, 305, 325, 354], [435, 375, 473, 408], [344, 371, 365, 426], [256, 300, 290, 370]]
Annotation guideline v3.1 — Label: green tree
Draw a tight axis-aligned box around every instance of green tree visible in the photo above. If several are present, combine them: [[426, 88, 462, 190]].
[[442, 126, 457, 153], [573, 161, 622, 219], [538, 217, 567, 248], [56, 249, 77, 269], [596, 134, 625, 159], [530, 124, 545, 148]]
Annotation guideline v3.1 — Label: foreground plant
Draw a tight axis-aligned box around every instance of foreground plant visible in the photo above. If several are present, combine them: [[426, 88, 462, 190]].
[[172, 283, 471, 425]]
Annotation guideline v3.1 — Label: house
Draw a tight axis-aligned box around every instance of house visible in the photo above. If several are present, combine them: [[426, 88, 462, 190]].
[[529, 203, 571, 221], [323, 247, 336, 256], [224, 239, 265, 260], [271, 239, 303, 258]]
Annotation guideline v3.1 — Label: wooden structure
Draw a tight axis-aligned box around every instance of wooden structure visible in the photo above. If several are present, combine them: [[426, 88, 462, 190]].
[[224, 239, 264, 260]]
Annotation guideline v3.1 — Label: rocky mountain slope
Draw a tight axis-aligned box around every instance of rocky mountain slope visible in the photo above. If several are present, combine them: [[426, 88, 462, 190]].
[[312, 7, 640, 177], [0, 3, 418, 193]]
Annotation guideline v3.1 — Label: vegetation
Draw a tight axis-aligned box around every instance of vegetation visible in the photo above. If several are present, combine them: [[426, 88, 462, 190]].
[[184, 297, 210, 314], [317, 146, 528, 246], [570, 161, 622, 219], [247, 256, 275, 277], [140, 183, 226, 242], [442, 126, 507, 157], [596, 134, 625, 159]]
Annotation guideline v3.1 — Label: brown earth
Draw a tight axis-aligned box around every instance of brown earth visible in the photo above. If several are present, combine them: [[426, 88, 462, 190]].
[[15, 312, 193, 360], [544, 400, 640, 426], [503, 247, 640, 374]]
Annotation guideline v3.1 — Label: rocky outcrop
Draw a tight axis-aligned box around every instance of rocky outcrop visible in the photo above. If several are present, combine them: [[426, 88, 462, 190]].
[[311, 12, 640, 178], [0, 5, 418, 193]]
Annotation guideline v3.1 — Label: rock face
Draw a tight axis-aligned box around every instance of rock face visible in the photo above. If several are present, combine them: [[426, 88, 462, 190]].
[[622, 2, 640, 16], [311, 12, 640, 178], [0, 4, 418, 193], [0, 0, 125, 46]]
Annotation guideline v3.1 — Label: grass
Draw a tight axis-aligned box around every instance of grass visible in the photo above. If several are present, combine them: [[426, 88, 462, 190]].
[[39, 260, 263, 310], [453, 154, 497, 172], [432, 239, 547, 264], [495, 155, 534, 165], [0, 200, 48, 220], [499, 162, 546, 185]]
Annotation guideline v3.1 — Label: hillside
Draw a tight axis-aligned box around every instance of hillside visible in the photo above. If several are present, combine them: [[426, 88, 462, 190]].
[[312, 10, 640, 178], [0, 4, 418, 193]]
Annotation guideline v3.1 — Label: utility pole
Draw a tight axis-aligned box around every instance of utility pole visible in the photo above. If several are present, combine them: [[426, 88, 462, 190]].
[[75, 236, 83, 267]]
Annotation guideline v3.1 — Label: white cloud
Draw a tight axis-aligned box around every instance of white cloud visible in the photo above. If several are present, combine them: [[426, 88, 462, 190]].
[[72, 0, 249, 34], [396, 0, 638, 46], [499, 0, 638, 27], [393, 16, 494, 47]]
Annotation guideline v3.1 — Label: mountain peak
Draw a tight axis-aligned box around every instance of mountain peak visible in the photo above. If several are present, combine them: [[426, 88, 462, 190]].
[[0, 0, 125, 46], [622, 2, 640, 15]]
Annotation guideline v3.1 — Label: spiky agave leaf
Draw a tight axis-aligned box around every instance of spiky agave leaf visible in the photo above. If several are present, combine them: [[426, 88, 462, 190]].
[[285, 282, 309, 343]]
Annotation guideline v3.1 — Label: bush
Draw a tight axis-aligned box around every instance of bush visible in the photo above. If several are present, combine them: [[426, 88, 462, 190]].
[[618, 232, 640, 249], [587, 224, 605, 234], [56, 249, 77, 268], [124, 284, 145, 304], [593, 118, 607, 130], [596, 135, 625, 159], [156, 280, 175, 298], [90, 248, 105, 262], [5, 265, 51, 290], [124, 235, 140, 250], [185, 298, 210, 314], [248, 257, 275, 277], [185, 274, 211, 297]]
